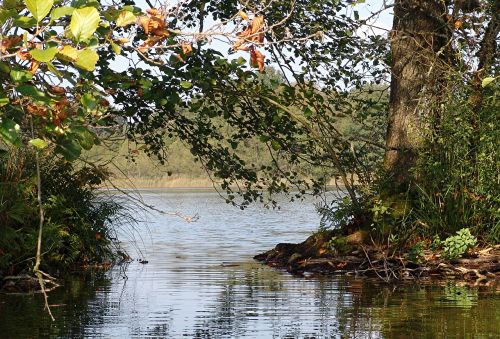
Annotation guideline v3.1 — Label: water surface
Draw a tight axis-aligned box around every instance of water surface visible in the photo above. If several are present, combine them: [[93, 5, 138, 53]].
[[0, 192, 498, 338]]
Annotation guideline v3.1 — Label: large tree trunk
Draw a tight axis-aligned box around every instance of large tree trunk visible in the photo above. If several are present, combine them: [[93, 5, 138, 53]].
[[384, 0, 450, 189]]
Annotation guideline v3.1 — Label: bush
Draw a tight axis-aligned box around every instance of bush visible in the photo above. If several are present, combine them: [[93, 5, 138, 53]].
[[0, 150, 129, 275], [442, 228, 477, 260]]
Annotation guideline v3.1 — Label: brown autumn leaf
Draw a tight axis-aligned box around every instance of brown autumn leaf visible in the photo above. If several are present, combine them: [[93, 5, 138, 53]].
[[454, 20, 462, 29], [146, 8, 160, 16], [250, 16, 264, 35], [0, 35, 22, 53], [29, 60, 40, 74], [138, 35, 166, 53], [49, 86, 66, 95], [138, 16, 151, 34], [233, 15, 265, 50], [17, 50, 31, 60], [116, 37, 129, 44], [181, 43, 193, 55], [54, 98, 70, 121], [99, 98, 110, 107], [250, 49, 265, 72], [139, 8, 167, 36], [27, 103, 48, 117], [176, 43, 193, 62]]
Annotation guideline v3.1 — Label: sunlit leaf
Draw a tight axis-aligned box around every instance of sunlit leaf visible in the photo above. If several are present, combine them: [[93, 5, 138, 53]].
[[57, 45, 78, 62], [70, 7, 100, 41], [116, 10, 136, 27], [29, 47, 58, 62], [74, 48, 99, 71], [180, 81, 192, 89], [29, 138, 48, 149], [0, 93, 9, 107], [481, 77, 495, 88], [25, 0, 53, 22], [50, 6, 74, 21], [110, 41, 121, 54]]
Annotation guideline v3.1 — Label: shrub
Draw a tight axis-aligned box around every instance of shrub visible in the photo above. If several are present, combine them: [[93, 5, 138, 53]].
[[406, 241, 426, 263], [442, 228, 477, 260]]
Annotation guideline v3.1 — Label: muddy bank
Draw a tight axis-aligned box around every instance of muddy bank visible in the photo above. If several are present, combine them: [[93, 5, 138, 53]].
[[254, 231, 500, 286]]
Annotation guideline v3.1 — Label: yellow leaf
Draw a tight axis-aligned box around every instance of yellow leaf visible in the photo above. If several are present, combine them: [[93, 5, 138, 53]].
[[116, 10, 136, 27], [57, 45, 78, 62], [238, 10, 249, 21]]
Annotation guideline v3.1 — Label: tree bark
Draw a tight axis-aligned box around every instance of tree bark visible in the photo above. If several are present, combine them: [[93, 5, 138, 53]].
[[384, 0, 450, 189]]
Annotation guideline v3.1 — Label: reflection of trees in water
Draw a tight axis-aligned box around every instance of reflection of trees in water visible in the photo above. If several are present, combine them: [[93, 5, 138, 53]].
[[185, 267, 384, 338], [2, 266, 498, 338], [374, 284, 500, 338], [0, 271, 113, 338]]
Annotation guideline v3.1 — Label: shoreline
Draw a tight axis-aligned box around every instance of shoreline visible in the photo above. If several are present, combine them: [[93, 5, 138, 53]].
[[104, 177, 348, 192], [254, 231, 500, 287]]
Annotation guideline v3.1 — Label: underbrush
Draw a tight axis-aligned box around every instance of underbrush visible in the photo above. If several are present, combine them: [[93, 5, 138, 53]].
[[317, 80, 499, 253], [0, 149, 133, 277]]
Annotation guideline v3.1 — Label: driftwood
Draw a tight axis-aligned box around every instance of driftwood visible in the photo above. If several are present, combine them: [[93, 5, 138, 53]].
[[1, 274, 60, 294]]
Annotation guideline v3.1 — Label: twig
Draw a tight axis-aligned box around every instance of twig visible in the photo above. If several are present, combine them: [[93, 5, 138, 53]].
[[29, 116, 55, 321]]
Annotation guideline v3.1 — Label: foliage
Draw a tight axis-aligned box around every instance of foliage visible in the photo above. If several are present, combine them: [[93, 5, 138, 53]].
[[442, 228, 477, 260], [0, 149, 126, 275], [406, 241, 425, 264], [430, 235, 441, 251], [324, 236, 350, 254]]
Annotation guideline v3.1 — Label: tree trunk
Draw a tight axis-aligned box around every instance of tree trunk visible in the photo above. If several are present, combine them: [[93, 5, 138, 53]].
[[384, 0, 450, 189]]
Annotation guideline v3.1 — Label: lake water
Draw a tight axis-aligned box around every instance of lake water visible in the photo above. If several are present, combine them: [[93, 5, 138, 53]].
[[0, 192, 499, 338]]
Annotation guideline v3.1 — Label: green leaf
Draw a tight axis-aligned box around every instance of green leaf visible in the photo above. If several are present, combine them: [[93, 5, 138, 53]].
[[29, 138, 48, 149], [0, 118, 21, 147], [0, 61, 11, 74], [74, 48, 99, 71], [116, 10, 136, 27], [110, 41, 121, 55], [180, 81, 192, 89], [55, 138, 82, 161], [0, 9, 18, 25], [481, 77, 495, 88], [70, 7, 100, 41], [10, 69, 33, 83], [29, 47, 58, 62], [72, 127, 96, 150], [0, 93, 10, 107], [17, 84, 50, 103], [3, 0, 19, 10], [50, 6, 74, 21], [25, 0, 54, 22], [13, 16, 36, 28], [271, 139, 281, 151], [81, 93, 97, 110], [47, 62, 63, 79]]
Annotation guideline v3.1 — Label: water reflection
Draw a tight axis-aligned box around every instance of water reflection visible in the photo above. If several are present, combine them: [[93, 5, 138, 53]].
[[1, 192, 498, 338]]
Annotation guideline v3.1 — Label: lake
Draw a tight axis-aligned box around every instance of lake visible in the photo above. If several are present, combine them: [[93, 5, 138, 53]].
[[0, 192, 498, 338]]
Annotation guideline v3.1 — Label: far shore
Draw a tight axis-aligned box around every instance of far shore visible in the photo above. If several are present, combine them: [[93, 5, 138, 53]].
[[104, 176, 349, 191]]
